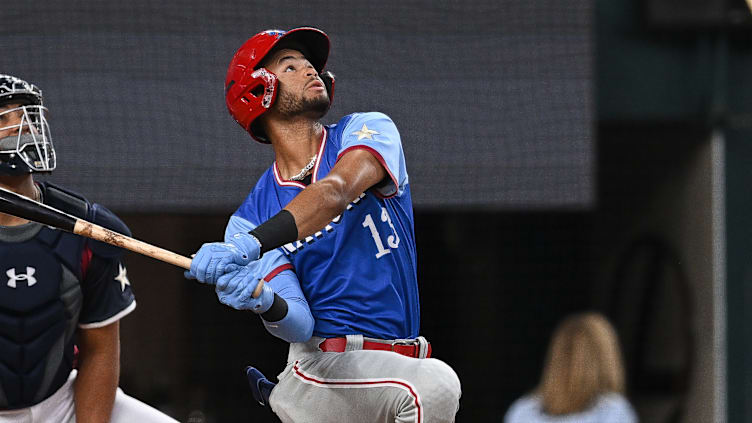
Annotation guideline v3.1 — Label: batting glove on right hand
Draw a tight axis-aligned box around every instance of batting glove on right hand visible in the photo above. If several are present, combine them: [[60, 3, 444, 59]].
[[215, 265, 275, 314], [186, 242, 250, 285]]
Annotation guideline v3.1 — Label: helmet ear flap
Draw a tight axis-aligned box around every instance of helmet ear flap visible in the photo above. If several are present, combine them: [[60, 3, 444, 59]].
[[320, 70, 335, 105], [225, 67, 279, 143], [245, 68, 279, 109]]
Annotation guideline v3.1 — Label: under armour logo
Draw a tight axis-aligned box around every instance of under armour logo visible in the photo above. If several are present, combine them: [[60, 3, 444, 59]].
[[6, 267, 37, 288]]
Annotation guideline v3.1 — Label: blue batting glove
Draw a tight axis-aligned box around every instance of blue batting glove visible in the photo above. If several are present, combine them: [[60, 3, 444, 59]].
[[187, 242, 250, 285], [215, 265, 275, 313], [228, 232, 262, 263]]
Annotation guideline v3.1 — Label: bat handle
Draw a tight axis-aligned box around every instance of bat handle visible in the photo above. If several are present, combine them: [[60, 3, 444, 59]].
[[172, 255, 192, 269], [252, 278, 265, 299]]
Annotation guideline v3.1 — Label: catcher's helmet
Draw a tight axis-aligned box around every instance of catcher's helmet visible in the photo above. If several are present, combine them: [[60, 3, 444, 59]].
[[225, 27, 335, 143], [0, 74, 55, 175]]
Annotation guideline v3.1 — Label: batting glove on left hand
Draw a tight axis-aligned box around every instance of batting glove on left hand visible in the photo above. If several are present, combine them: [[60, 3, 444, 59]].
[[215, 265, 275, 314], [186, 242, 250, 285], [227, 232, 262, 263]]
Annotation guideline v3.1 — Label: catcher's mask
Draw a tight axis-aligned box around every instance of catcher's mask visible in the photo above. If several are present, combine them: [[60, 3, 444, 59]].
[[0, 74, 55, 175], [225, 27, 335, 143]]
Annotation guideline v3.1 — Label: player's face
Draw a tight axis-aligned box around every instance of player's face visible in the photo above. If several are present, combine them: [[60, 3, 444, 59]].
[[0, 103, 32, 140], [264, 48, 329, 118]]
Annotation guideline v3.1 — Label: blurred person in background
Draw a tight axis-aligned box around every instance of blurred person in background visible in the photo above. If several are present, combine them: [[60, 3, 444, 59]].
[[0, 74, 176, 423], [504, 312, 637, 423]]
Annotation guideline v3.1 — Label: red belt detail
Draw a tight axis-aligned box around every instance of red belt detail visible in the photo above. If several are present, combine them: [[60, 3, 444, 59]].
[[319, 338, 432, 358]]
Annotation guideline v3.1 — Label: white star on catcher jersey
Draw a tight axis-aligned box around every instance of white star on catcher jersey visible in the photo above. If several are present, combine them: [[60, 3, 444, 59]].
[[114, 263, 130, 292]]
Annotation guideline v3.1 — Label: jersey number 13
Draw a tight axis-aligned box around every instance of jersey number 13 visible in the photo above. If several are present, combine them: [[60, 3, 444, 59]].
[[362, 207, 400, 258]]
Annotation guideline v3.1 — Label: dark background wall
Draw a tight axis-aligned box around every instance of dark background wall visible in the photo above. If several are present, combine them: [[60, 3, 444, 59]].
[[597, 0, 752, 421], [3, 0, 593, 211]]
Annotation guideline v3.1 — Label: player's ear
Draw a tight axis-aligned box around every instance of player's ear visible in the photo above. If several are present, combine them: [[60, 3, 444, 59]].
[[320, 71, 335, 104]]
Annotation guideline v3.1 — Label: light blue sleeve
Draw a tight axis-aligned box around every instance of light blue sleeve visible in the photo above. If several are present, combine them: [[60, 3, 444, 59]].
[[225, 214, 256, 240], [339, 112, 408, 198], [225, 215, 313, 342], [262, 269, 314, 343]]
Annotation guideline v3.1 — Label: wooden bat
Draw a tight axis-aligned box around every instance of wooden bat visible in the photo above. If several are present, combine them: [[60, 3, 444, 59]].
[[0, 186, 264, 298]]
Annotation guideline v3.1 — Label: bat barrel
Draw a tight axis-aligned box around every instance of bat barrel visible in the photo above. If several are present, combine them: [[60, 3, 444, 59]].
[[0, 186, 77, 231], [73, 220, 192, 269]]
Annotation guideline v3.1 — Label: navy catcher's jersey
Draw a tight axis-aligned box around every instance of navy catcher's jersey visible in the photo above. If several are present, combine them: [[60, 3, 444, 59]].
[[0, 185, 135, 409], [230, 112, 419, 340]]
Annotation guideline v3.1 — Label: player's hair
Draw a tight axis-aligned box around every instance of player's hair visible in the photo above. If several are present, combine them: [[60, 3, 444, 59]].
[[536, 312, 626, 415]]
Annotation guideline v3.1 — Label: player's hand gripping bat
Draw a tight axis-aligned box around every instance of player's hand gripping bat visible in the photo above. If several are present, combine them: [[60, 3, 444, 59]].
[[0, 186, 264, 298]]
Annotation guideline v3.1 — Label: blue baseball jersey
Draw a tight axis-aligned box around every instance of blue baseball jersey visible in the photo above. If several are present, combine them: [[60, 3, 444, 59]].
[[229, 112, 419, 340]]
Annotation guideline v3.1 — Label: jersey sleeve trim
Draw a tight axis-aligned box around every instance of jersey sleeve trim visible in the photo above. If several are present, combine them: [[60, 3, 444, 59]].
[[264, 263, 295, 281], [78, 301, 136, 329], [336, 145, 398, 199]]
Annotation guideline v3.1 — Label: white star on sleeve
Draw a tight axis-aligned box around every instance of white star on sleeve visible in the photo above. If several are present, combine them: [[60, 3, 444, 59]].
[[352, 123, 380, 140], [114, 263, 130, 292]]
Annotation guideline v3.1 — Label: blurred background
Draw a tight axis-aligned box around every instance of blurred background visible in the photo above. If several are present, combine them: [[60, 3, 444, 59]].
[[3, 0, 752, 421]]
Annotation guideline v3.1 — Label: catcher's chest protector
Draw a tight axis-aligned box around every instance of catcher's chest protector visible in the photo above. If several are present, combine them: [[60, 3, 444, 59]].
[[0, 224, 84, 409]]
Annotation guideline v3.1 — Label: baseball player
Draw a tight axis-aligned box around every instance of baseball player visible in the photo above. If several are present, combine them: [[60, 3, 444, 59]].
[[0, 74, 177, 422], [186, 27, 462, 422]]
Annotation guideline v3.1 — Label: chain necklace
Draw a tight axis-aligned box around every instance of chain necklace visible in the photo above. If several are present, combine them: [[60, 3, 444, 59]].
[[288, 155, 317, 181]]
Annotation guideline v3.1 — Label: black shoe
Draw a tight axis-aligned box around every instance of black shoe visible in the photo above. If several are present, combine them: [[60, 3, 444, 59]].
[[246, 366, 276, 406]]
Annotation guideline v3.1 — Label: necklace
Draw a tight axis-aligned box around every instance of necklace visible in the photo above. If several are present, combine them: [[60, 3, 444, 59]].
[[289, 155, 317, 181]]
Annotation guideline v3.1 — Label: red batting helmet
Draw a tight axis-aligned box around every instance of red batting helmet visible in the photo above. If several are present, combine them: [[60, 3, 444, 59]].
[[225, 27, 335, 143]]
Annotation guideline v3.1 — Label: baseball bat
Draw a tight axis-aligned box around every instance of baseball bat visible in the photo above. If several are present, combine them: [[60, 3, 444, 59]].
[[0, 186, 264, 298]]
